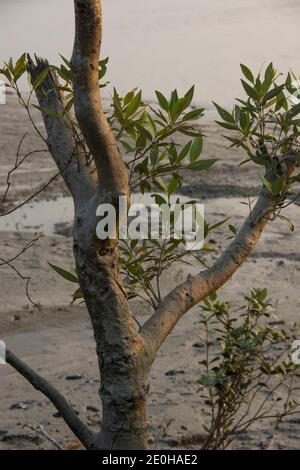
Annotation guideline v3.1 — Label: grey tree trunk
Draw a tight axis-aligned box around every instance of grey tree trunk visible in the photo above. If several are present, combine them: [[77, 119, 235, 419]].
[[96, 364, 149, 449], [73, 210, 151, 449]]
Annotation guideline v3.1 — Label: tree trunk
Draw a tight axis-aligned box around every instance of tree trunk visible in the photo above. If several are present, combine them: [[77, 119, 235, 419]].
[[73, 210, 150, 449], [95, 365, 149, 449]]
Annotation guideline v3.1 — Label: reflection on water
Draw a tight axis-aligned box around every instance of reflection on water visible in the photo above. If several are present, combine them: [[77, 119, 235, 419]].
[[0, 193, 194, 236], [0, 0, 300, 107], [0, 197, 74, 236]]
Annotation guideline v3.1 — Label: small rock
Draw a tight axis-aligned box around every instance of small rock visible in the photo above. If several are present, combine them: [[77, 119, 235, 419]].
[[86, 405, 100, 413], [165, 370, 185, 377], [54, 222, 72, 238], [11, 314, 21, 322], [268, 320, 285, 326], [0, 431, 8, 442], [65, 374, 82, 381], [193, 341, 205, 349], [10, 400, 38, 410]]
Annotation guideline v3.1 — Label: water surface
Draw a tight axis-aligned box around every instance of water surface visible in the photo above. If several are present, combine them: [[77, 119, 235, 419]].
[[1, 1, 300, 107]]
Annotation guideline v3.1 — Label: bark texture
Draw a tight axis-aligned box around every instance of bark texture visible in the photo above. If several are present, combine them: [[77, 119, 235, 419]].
[[27, 55, 96, 202], [71, 0, 128, 200]]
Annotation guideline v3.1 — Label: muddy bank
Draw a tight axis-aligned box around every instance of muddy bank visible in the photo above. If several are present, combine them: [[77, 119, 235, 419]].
[[1, 94, 300, 450]]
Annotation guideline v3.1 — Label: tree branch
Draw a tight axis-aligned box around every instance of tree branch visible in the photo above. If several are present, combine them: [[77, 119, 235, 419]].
[[140, 158, 296, 360], [27, 56, 96, 202], [71, 0, 128, 202], [5, 349, 96, 449], [0, 235, 43, 307]]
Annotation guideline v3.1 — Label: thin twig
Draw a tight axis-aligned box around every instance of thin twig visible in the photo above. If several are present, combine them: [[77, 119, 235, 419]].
[[25, 424, 64, 450]]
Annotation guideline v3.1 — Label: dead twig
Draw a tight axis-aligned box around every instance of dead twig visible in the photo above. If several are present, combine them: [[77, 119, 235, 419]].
[[0, 235, 43, 307], [25, 424, 64, 450]]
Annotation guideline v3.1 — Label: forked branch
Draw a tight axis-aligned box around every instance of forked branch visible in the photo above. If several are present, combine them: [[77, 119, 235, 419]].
[[140, 157, 296, 359], [27, 56, 96, 202]]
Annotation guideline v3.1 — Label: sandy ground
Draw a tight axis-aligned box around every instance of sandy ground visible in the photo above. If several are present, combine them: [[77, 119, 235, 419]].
[[1, 94, 300, 450]]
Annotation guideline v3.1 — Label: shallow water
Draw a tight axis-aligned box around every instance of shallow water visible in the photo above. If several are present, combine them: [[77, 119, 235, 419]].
[[0, 193, 195, 236], [0, 197, 74, 236], [1, 0, 300, 107]]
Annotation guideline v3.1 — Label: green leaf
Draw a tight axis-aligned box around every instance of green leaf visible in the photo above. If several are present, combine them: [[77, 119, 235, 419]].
[[152, 194, 167, 206], [241, 80, 259, 101], [229, 224, 237, 236], [155, 90, 169, 112], [276, 91, 288, 111], [99, 57, 109, 80], [239, 110, 251, 133], [136, 133, 147, 151], [167, 177, 178, 196], [178, 141, 192, 162], [125, 91, 142, 118], [184, 85, 195, 108], [14, 53, 27, 80], [56, 65, 72, 83], [0, 67, 12, 82], [72, 287, 84, 304], [170, 89, 178, 110], [33, 68, 50, 90], [262, 63, 275, 93], [263, 85, 285, 104], [15, 53, 26, 71], [240, 64, 254, 83], [213, 102, 235, 123], [188, 159, 217, 171], [271, 175, 284, 196], [48, 263, 79, 283], [208, 217, 230, 232], [64, 96, 74, 113], [182, 108, 204, 122], [259, 174, 274, 195], [190, 135, 203, 161], [215, 121, 238, 131], [264, 63, 274, 83], [124, 90, 135, 106], [258, 174, 284, 196], [59, 54, 71, 69]]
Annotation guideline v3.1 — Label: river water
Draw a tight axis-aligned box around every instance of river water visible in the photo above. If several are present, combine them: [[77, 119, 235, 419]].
[[1, 0, 300, 107]]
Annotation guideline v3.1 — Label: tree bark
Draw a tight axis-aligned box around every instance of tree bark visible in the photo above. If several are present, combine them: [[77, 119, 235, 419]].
[[27, 55, 96, 202], [70, 0, 148, 448], [73, 224, 150, 449], [74, 248, 150, 450], [94, 356, 149, 449], [72, 0, 128, 201]]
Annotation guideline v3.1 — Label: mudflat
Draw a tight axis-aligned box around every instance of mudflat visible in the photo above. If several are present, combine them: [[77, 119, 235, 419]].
[[1, 92, 300, 449]]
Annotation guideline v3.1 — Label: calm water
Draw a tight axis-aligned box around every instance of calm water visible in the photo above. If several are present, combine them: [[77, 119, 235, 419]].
[[1, 0, 300, 107]]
